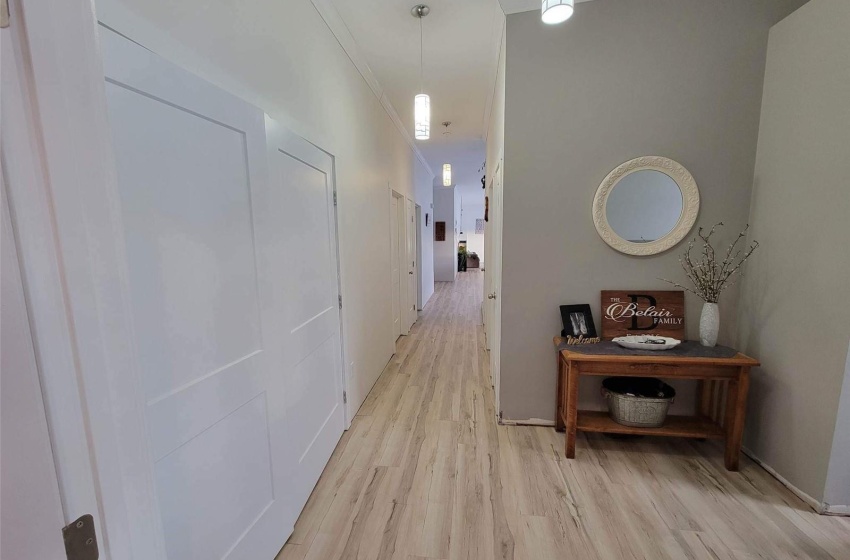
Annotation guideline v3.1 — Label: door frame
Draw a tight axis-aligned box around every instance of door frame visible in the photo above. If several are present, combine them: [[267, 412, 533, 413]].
[[487, 159, 504, 418], [404, 196, 417, 331], [389, 188, 409, 338], [4, 1, 164, 557], [415, 204, 423, 311]]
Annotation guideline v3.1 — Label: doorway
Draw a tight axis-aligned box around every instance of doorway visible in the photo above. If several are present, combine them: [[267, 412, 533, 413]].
[[390, 190, 407, 339], [415, 204, 423, 310], [485, 160, 504, 416]]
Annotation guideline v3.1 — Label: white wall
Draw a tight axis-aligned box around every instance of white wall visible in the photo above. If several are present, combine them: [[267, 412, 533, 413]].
[[94, 0, 434, 415], [433, 187, 458, 282], [737, 0, 850, 506]]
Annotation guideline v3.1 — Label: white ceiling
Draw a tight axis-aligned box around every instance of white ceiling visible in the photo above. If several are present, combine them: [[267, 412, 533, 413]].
[[330, 0, 504, 196]]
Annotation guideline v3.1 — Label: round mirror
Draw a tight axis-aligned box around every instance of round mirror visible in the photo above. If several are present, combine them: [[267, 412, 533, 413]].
[[593, 156, 699, 256]]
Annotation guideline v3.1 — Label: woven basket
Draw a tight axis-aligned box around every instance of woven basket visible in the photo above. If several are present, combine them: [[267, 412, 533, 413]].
[[602, 377, 675, 428]]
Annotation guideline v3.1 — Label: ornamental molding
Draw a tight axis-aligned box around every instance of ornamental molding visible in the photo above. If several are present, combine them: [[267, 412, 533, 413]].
[[592, 156, 700, 256]]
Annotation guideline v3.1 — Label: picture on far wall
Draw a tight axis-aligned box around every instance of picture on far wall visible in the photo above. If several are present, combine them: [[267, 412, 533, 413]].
[[475, 218, 485, 234], [435, 221, 446, 241], [559, 304, 598, 338]]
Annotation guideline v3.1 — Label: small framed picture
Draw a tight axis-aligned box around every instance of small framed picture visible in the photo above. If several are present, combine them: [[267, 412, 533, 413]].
[[559, 304, 598, 338]]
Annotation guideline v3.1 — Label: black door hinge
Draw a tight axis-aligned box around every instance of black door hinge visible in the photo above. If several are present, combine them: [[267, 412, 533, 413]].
[[63, 514, 99, 560]]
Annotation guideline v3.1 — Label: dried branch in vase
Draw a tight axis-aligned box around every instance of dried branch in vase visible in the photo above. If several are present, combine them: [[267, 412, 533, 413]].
[[660, 222, 759, 303]]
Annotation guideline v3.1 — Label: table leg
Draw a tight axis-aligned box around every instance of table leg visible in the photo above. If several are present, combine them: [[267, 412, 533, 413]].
[[724, 367, 751, 471], [556, 354, 566, 432], [565, 361, 579, 459]]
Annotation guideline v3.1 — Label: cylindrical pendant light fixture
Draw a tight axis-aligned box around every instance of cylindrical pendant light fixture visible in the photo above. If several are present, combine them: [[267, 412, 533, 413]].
[[443, 163, 452, 187], [412, 5, 431, 140], [541, 0, 574, 24], [415, 94, 431, 140]]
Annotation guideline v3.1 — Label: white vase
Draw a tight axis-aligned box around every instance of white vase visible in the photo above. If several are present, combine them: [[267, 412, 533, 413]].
[[699, 302, 720, 347]]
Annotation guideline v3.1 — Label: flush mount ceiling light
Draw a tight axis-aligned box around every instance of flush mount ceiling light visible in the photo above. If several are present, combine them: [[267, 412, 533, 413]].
[[412, 4, 430, 140], [541, 0, 574, 24], [443, 164, 452, 187]]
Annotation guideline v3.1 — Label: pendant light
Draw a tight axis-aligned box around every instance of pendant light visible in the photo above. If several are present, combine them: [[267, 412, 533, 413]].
[[412, 5, 430, 140], [441, 122, 452, 186], [542, 0, 574, 24]]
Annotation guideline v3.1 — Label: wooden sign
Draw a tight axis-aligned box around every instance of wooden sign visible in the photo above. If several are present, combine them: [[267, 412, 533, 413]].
[[600, 290, 685, 339], [435, 221, 446, 241]]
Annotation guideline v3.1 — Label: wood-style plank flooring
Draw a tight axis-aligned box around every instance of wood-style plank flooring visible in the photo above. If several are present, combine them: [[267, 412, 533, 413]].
[[277, 271, 849, 560]]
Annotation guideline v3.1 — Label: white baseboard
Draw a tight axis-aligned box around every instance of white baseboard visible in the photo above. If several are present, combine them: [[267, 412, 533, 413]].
[[822, 503, 850, 516], [742, 447, 848, 516]]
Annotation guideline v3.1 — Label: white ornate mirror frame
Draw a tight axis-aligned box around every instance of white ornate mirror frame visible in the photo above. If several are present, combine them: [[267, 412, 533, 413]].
[[592, 156, 700, 256]]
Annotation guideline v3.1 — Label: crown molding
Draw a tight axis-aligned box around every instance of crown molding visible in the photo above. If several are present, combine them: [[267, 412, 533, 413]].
[[308, 0, 435, 178]]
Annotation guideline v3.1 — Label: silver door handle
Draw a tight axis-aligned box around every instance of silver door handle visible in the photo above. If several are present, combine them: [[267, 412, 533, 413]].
[[488, 293, 496, 299]]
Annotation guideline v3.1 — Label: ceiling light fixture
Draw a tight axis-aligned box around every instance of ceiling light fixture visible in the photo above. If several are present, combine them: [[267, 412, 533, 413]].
[[412, 5, 430, 140], [443, 164, 452, 187], [541, 0, 574, 24]]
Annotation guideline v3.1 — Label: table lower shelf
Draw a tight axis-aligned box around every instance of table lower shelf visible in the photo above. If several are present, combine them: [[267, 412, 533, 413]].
[[574, 410, 725, 439]]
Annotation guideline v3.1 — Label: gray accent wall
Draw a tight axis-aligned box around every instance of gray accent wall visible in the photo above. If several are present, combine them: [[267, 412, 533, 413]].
[[737, 0, 850, 506], [499, 0, 806, 422]]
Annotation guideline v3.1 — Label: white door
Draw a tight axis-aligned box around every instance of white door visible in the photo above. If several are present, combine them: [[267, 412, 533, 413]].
[[263, 116, 346, 517], [101, 27, 291, 559], [489, 162, 504, 413], [415, 204, 423, 310], [1, 177, 67, 560], [405, 198, 417, 329], [393, 191, 409, 336], [390, 194, 402, 338]]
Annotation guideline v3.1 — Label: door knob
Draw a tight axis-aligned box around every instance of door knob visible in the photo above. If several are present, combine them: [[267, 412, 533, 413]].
[[409, 271, 414, 275], [488, 293, 497, 299]]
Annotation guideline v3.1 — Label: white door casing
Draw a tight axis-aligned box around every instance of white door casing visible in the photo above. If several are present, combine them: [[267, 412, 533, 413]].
[[390, 193, 402, 339], [1, 169, 67, 560], [101, 27, 293, 558], [263, 115, 346, 519], [406, 197, 417, 330]]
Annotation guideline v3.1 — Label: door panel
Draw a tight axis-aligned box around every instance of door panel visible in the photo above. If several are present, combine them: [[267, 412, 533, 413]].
[[1, 173, 67, 560], [101, 27, 289, 559], [396, 194, 409, 335], [406, 198, 417, 330], [391, 195, 401, 338], [490, 163, 504, 412], [264, 118, 345, 516]]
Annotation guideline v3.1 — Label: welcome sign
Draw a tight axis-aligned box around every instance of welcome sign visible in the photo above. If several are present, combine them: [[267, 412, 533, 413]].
[[600, 290, 685, 339]]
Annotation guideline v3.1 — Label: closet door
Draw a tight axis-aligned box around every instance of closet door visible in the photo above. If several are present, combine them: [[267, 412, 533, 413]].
[[263, 117, 346, 516], [101, 27, 291, 559]]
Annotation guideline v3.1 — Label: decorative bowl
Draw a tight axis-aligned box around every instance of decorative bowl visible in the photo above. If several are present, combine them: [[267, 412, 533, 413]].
[[612, 335, 682, 351]]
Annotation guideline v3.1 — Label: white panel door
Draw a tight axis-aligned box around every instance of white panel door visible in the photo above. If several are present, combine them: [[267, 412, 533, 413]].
[[489, 162, 504, 413], [394, 191, 409, 336], [263, 117, 345, 516], [390, 194, 402, 339], [405, 198, 417, 330], [101, 27, 290, 559], [1, 178, 67, 560]]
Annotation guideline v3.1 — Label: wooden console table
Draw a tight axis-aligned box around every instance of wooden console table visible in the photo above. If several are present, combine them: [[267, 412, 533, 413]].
[[553, 337, 759, 471]]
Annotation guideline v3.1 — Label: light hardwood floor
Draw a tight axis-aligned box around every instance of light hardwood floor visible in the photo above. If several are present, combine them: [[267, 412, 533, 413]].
[[277, 271, 849, 560]]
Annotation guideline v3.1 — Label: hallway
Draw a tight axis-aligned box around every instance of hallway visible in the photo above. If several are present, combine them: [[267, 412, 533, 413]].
[[278, 271, 849, 560]]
